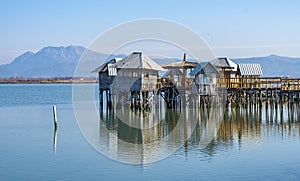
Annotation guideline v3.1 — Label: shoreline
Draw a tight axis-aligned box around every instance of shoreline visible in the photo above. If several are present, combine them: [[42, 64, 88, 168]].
[[0, 78, 98, 84], [0, 81, 97, 84]]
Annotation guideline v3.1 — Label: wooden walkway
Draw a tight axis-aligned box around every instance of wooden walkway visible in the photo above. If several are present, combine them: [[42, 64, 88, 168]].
[[218, 77, 300, 106], [218, 77, 300, 91]]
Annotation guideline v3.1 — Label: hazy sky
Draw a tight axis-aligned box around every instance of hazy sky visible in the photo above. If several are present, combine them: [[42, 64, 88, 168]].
[[1, 0, 300, 64]]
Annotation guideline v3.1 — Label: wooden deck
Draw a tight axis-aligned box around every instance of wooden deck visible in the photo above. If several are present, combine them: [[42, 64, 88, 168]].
[[218, 77, 300, 106], [218, 77, 300, 91]]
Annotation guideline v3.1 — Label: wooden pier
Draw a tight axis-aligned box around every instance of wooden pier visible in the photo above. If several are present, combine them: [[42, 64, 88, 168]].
[[219, 77, 300, 107]]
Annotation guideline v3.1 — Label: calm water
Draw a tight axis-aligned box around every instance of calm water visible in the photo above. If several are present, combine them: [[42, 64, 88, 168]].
[[1, 84, 300, 180]]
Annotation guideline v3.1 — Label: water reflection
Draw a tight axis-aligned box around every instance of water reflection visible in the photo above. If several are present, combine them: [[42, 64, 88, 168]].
[[53, 127, 57, 153], [220, 104, 300, 142], [99, 107, 186, 164], [98, 103, 300, 164], [193, 104, 300, 158], [98, 103, 223, 164]]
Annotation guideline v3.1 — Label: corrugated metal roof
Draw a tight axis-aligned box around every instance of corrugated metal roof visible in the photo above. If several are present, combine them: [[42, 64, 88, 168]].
[[112, 52, 165, 71], [238, 63, 263, 76]]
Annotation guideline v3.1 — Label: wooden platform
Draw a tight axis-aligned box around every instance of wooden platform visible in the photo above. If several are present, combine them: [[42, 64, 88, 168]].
[[219, 77, 300, 106], [218, 77, 300, 91]]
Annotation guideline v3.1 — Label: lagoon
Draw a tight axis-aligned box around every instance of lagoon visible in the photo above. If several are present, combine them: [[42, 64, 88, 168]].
[[0, 84, 300, 180]]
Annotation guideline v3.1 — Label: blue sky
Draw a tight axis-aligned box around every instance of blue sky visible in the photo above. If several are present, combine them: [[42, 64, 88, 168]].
[[1, 0, 300, 64]]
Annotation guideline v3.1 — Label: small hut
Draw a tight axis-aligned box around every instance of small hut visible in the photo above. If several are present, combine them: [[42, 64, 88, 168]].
[[110, 52, 165, 109], [190, 62, 221, 95], [212, 57, 238, 78], [92, 58, 122, 90], [161, 53, 198, 89], [111, 52, 164, 91], [92, 58, 122, 106]]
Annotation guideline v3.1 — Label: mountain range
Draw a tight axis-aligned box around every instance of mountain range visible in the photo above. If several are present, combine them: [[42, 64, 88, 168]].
[[0, 46, 106, 77], [0, 45, 299, 78]]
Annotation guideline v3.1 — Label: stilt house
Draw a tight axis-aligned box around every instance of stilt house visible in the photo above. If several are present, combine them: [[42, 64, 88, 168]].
[[190, 62, 221, 95], [111, 52, 165, 92]]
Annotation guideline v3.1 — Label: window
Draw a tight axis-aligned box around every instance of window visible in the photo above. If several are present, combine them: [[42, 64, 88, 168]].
[[107, 64, 117, 76], [144, 72, 149, 78], [132, 72, 138, 77]]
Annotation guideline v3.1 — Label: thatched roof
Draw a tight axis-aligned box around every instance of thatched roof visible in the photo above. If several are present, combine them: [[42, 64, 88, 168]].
[[161, 53, 198, 69], [161, 61, 198, 69]]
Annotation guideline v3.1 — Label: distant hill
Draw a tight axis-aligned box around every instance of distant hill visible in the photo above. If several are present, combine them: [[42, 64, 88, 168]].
[[1, 46, 300, 78], [0, 46, 110, 77], [233, 55, 300, 77]]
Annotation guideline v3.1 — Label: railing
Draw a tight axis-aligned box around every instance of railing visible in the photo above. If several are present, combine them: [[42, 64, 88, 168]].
[[157, 77, 194, 90], [218, 77, 300, 91]]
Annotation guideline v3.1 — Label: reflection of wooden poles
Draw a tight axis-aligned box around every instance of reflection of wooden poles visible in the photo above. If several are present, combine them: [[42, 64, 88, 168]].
[[53, 126, 57, 153]]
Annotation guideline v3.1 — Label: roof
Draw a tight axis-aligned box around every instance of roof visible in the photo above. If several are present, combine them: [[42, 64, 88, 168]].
[[238, 63, 263, 76], [161, 61, 198, 69], [212, 57, 237, 71], [162, 52, 198, 69], [111, 52, 165, 71], [190, 62, 221, 76], [92, 58, 122, 73], [162, 68, 183, 78]]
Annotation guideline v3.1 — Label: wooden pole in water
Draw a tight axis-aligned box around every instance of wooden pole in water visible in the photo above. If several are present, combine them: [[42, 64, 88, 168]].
[[53, 105, 58, 129], [53, 105, 58, 153]]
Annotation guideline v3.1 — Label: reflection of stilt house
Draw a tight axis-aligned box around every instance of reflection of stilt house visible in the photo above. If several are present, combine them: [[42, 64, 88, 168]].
[[161, 53, 198, 89], [110, 52, 165, 109], [212, 57, 238, 78], [190, 62, 221, 95], [98, 107, 184, 164]]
